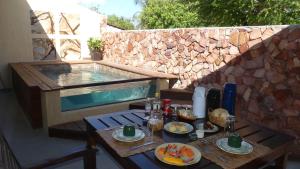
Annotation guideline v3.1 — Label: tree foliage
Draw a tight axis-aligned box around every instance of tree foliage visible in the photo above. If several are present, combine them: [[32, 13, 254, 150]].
[[138, 0, 300, 28], [107, 15, 135, 30], [184, 0, 300, 26], [138, 0, 200, 29]]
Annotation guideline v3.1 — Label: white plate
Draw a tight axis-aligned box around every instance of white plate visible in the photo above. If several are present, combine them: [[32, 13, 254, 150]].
[[216, 138, 253, 155], [154, 143, 201, 166], [164, 122, 194, 134], [112, 128, 145, 143]]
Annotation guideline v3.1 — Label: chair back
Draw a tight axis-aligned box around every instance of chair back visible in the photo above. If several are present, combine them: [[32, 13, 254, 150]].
[[0, 132, 22, 169]]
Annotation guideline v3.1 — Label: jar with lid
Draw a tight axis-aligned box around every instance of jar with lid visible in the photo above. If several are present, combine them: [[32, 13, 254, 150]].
[[148, 101, 164, 132]]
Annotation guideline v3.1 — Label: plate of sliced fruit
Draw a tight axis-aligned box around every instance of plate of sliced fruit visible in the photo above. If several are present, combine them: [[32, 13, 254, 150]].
[[154, 143, 201, 166]]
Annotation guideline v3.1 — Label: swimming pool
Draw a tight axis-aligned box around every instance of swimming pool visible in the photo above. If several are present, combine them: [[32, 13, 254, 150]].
[[11, 61, 176, 128]]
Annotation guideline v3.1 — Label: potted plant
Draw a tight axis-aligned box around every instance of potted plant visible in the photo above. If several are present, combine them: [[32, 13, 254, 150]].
[[87, 37, 104, 60]]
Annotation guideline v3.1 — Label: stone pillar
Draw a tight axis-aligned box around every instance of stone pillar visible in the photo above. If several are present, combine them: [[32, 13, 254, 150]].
[[41, 90, 61, 130]]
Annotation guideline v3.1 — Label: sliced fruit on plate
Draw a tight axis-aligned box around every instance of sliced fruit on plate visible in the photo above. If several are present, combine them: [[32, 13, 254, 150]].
[[155, 143, 201, 166], [163, 156, 184, 165]]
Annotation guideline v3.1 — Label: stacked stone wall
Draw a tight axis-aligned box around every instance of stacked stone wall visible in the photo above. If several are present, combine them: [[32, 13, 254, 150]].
[[102, 25, 300, 137]]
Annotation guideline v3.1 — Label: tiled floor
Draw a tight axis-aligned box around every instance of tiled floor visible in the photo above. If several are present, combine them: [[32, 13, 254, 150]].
[[0, 90, 122, 169], [0, 89, 299, 169], [287, 156, 300, 169]]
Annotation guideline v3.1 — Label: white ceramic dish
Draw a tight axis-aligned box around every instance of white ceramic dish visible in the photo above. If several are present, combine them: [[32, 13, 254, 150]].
[[203, 123, 219, 133], [112, 128, 145, 143], [164, 122, 194, 134], [216, 138, 253, 155]]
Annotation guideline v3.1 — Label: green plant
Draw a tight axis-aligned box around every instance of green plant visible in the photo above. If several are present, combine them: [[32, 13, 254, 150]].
[[87, 38, 104, 52]]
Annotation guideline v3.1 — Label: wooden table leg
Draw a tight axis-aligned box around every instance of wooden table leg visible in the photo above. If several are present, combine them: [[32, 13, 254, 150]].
[[274, 154, 289, 169], [84, 125, 97, 169], [83, 146, 97, 169]]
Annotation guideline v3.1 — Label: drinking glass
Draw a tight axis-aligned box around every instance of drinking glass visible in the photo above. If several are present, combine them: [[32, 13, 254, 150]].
[[224, 115, 236, 137]]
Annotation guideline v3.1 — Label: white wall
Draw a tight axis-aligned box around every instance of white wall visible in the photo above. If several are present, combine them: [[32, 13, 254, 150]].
[[0, 0, 33, 88], [106, 25, 123, 32], [28, 0, 104, 60], [0, 0, 106, 88]]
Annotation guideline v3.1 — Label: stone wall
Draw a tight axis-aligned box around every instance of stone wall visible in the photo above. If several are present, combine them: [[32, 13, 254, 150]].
[[102, 25, 300, 137]]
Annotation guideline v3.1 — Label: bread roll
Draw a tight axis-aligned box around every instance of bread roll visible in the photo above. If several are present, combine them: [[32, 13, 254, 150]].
[[208, 108, 229, 127]]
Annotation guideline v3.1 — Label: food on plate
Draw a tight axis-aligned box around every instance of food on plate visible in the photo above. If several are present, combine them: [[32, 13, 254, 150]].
[[204, 121, 214, 130], [208, 108, 229, 127], [169, 125, 177, 132], [156, 144, 195, 165], [167, 122, 188, 133]]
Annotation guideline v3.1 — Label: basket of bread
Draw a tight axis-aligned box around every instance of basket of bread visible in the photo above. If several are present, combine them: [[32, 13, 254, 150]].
[[208, 108, 229, 127], [176, 105, 197, 123]]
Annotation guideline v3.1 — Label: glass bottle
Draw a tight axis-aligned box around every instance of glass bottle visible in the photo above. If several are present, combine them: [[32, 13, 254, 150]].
[[206, 88, 221, 116], [222, 83, 237, 115], [170, 104, 180, 121], [154, 92, 160, 103], [145, 97, 152, 115]]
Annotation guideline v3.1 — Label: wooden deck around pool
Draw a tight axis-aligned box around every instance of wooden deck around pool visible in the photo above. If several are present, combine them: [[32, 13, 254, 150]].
[[10, 61, 177, 92]]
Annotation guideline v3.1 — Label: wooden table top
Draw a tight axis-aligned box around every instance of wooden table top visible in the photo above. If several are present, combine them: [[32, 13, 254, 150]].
[[84, 109, 295, 169]]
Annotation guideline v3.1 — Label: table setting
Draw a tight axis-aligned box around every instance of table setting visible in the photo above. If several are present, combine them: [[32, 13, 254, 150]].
[[93, 84, 276, 168], [97, 124, 164, 157]]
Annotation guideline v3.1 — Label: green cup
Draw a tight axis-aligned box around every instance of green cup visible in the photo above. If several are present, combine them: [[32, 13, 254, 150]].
[[123, 124, 135, 137], [228, 133, 242, 148]]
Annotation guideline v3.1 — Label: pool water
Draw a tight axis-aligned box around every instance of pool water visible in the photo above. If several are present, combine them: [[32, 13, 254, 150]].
[[61, 82, 156, 111]]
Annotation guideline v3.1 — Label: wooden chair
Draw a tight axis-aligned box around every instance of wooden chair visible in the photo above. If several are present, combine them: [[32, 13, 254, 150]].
[[0, 132, 97, 169]]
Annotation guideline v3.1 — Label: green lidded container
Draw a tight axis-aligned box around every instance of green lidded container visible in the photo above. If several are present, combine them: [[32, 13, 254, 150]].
[[123, 124, 135, 137], [228, 133, 242, 148]]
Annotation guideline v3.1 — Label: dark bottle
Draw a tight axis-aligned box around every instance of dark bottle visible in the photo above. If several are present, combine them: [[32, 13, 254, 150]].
[[222, 83, 237, 115], [206, 88, 221, 117]]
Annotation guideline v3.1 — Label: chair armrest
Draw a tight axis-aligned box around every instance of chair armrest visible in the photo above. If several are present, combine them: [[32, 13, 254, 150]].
[[25, 146, 98, 169]]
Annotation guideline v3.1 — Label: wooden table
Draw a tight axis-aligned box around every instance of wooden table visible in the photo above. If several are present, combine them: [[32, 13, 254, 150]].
[[84, 109, 294, 169]]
